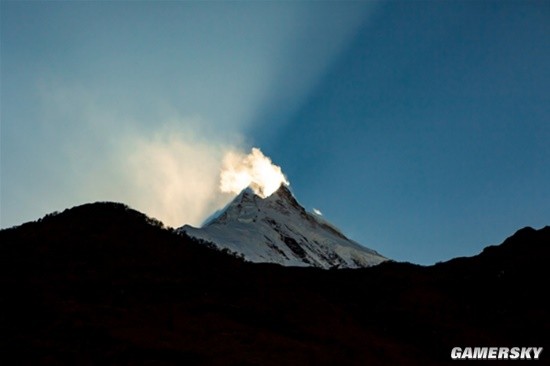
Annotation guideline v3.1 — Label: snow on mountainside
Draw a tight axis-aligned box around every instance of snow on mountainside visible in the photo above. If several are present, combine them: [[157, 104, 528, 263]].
[[179, 185, 387, 268]]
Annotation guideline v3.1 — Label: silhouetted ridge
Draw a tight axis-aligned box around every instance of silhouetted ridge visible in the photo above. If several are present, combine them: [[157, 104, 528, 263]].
[[1, 204, 548, 365], [438, 226, 550, 274], [0, 201, 246, 281]]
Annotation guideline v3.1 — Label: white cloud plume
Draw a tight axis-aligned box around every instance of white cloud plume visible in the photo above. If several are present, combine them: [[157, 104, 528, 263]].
[[26, 78, 293, 229], [220, 147, 289, 198]]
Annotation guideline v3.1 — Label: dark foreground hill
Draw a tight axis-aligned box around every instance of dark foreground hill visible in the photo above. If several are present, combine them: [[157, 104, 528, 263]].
[[1, 202, 548, 365]]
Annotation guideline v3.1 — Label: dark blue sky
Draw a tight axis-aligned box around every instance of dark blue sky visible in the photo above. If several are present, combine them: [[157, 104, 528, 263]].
[[252, 1, 550, 263], [1, 1, 549, 264]]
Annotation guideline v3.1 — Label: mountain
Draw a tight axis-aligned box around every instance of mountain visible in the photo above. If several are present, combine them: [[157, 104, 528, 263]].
[[179, 185, 387, 268], [1, 203, 548, 365]]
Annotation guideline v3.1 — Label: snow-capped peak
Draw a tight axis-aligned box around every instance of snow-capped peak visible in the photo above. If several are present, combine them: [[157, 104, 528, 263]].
[[179, 185, 387, 269]]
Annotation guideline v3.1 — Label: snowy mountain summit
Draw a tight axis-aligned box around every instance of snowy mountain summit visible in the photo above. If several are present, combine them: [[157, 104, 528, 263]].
[[179, 185, 387, 268]]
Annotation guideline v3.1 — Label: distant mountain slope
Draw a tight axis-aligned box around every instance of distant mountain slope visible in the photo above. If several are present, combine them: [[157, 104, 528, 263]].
[[1, 203, 548, 365], [180, 186, 387, 268]]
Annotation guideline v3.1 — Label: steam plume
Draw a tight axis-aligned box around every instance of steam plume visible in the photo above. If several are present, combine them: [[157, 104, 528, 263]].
[[220, 148, 289, 198]]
